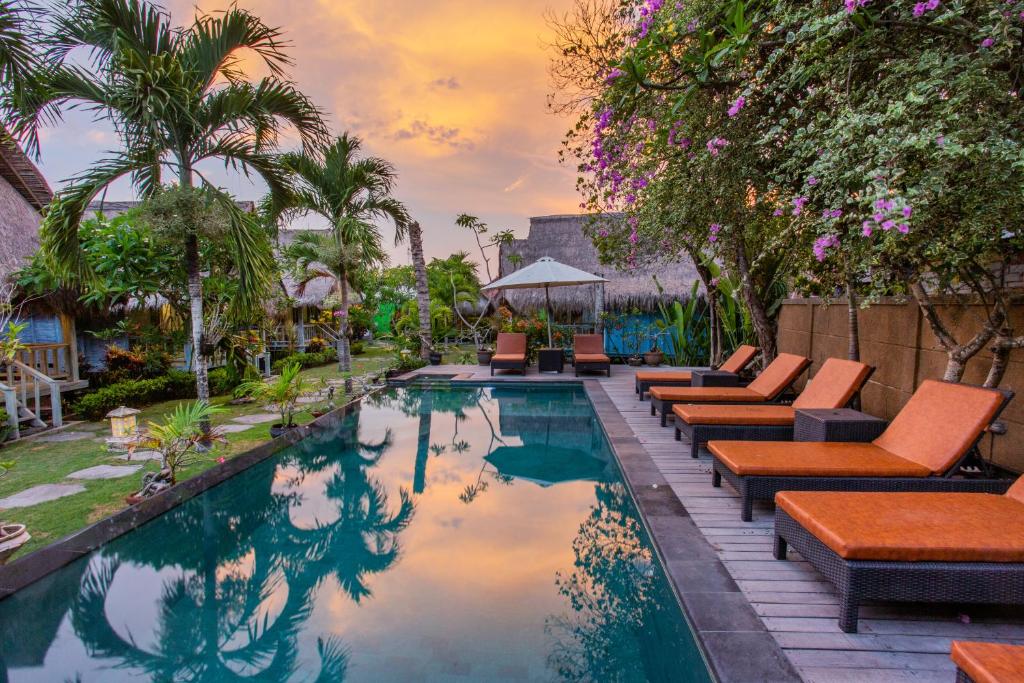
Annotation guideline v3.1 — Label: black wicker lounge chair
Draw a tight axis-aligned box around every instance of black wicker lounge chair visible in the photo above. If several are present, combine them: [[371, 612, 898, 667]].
[[673, 358, 874, 458], [951, 641, 1024, 682], [648, 352, 810, 427], [490, 333, 527, 375], [710, 380, 1013, 520], [573, 334, 610, 376], [773, 479, 1024, 632], [634, 344, 759, 399]]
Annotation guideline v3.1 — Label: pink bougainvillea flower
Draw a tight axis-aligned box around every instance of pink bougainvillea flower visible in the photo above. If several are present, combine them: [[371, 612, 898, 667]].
[[807, 176, 818, 186], [773, 208, 784, 217], [728, 96, 746, 117], [881, 219, 896, 231], [598, 229, 609, 238], [980, 37, 994, 48], [792, 196, 809, 216], [605, 68, 625, 83], [897, 223, 910, 234], [813, 234, 840, 261], [862, 220, 873, 237], [902, 205, 913, 218], [913, 2, 927, 16]]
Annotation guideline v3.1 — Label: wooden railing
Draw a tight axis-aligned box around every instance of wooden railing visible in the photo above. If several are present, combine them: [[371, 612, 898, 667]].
[[14, 343, 76, 382], [1, 359, 64, 440]]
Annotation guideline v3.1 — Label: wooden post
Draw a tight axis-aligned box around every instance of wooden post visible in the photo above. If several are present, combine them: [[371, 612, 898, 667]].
[[60, 314, 80, 382]]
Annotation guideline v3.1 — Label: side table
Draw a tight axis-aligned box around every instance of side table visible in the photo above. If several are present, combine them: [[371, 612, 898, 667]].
[[795, 408, 888, 442], [691, 370, 740, 387], [538, 348, 565, 373]]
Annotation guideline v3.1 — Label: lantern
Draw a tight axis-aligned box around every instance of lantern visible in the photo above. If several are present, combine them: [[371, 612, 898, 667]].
[[105, 406, 140, 451]]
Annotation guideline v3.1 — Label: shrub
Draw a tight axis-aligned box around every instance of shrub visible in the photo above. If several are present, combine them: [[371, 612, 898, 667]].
[[271, 348, 336, 374], [305, 336, 326, 353], [74, 372, 196, 420], [208, 367, 242, 396], [96, 345, 172, 386], [350, 341, 365, 355]]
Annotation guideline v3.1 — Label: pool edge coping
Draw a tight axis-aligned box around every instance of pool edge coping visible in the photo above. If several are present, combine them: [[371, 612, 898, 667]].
[[582, 381, 801, 683], [0, 392, 375, 599]]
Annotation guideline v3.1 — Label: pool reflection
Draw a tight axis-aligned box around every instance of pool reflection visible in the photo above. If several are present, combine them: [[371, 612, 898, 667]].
[[0, 385, 709, 682]]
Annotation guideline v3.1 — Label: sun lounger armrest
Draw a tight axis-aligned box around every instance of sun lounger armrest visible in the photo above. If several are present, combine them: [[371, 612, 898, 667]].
[[691, 370, 740, 388]]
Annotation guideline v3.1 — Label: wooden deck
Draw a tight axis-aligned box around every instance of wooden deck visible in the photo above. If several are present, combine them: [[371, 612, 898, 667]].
[[419, 363, 1024, 682]]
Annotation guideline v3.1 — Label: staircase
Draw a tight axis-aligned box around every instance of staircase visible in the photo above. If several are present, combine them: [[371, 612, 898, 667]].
[[1, 360, 64, 440]]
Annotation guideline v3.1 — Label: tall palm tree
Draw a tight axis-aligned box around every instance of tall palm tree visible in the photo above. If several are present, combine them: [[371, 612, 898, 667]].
[[407, 220, 432, 360], [37, 0, 326, 407], [0, 0, 51, 155], [281, 226, 388, 371], [277, 133, 410, 375]]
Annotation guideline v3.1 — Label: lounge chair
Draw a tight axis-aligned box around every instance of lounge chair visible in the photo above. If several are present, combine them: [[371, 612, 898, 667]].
[[673, 357, 873, 458], [951, 641, 1024, 682], [634, 344, 759, 399], [772, 477, 1024, 632], [710, 379, 1013, 520], [648, 352, 811, 427], [573, 334, 610, 377], [490, 333, 527, 375]]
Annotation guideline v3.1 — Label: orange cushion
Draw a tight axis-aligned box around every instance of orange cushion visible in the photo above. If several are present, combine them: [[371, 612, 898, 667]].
[[951, 641, 1024, 683], [775, 490, 1024, 562], [872, 380, 1005, 475], [674, 404, 795, 426], [709, 440, 931, 477], [492, 353, 525, 362], [719, 345, 759, 374], [1008, 477, 1024, 505], [648, 387, 766, 403], [575, 353, 610, 363], [636, 370, 693, 382], [574, 334, 604, 355], [496, 333, 526, 355], [792, 358, 873, 410], [746, 353, 810, 398]]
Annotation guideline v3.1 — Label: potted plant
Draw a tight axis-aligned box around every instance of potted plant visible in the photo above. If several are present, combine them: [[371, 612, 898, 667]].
[[428, 347, 443, 365], [126, 401, 226, 504], [235, 362, 310, 437], [643, 335, 664, 366], [476, 346, 493, 365]]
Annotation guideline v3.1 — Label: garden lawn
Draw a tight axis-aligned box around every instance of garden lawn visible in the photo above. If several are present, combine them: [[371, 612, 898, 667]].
[[0, 348, 394, 560]]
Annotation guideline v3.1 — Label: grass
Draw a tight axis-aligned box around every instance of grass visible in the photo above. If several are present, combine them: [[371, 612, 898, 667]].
[[0, 346, 394, 559]]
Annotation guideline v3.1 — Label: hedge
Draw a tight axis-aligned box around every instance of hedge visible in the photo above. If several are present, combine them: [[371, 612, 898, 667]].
[[75, 370, 196, 420], [271, 348, 337, 374]]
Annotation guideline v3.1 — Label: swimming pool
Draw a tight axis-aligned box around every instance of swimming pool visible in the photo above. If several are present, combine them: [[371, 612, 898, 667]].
[[0, 384, 711, 682]]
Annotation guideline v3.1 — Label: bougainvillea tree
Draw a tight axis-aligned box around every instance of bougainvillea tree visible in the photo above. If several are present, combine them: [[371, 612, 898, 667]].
[[551, 0, 1024, 382]]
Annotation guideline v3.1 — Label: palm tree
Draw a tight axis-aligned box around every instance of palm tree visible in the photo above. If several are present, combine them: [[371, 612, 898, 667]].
[[407, 220, 432, 360], [276, 134, 410, 375], [281, 226, 388, 371], [0, 0, 51, 155], [36, 0, 326, 407]]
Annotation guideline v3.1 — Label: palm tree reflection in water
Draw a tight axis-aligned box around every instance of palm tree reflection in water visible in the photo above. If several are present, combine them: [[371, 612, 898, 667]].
[[61, 410, 414, 682]]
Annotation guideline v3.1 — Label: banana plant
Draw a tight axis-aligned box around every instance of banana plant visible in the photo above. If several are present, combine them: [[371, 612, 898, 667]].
[[653, 277, 709, 366]]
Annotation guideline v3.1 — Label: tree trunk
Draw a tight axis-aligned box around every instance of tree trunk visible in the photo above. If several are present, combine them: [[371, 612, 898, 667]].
[[910, 281, 1003, 384], [733, 240, 777, 363], [409, 221, 433, 359], [692, 256, 722, 366], [413, 388, 433, 494], [185, 231, 210, 434], [338, 268, 352, 392]]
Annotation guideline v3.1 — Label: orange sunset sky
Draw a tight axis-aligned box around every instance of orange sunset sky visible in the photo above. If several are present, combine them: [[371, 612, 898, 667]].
[[35, 0, 583, 266]]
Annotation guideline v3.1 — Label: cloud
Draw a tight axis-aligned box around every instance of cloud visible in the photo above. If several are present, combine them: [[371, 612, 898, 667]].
[[503, 174, 527, 192], [428, 76, 461, 90], [393, 120, 475, 151]]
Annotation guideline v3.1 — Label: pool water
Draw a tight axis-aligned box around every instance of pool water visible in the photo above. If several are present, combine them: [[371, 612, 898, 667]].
[[0, 384, 711, 682]]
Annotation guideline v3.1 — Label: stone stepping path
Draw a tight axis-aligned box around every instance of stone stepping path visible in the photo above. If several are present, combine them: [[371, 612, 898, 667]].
[[0, 484, 86, 509], [35, 431, 92, 443], [119, 450, 162, 461], [296, 395, 322, 404], [67, 465, 142, 480], [231, 413, 279, 425], [219, 424, 254, 434]]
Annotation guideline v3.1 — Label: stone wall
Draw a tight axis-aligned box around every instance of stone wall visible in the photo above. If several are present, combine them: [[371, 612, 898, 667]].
[[778, 297, 1024, 473]]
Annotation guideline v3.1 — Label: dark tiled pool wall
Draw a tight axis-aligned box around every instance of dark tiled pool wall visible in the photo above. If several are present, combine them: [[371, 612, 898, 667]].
[[0, 398, 366, 599], [583, 383, 800, 683]]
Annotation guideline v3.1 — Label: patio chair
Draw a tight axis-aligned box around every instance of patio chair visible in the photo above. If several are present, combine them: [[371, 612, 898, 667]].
[[490, 333, 527, 376], [673, 357, 874, 458], [648, 352, 811, 427], [772, 477, 1024, 632], [951, 641, 1024, 682], [710, 379, 1013, 520], [573, 334, 610, 377], [635, 344, 759, 399]]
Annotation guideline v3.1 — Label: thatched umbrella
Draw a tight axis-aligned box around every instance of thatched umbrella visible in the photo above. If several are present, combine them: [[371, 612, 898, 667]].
[[481, 256, 607, 347]]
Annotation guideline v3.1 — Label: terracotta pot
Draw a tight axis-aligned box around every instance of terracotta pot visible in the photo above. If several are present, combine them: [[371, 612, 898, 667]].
[[627, 357, 643, 367], [643, 351, 664, 366]]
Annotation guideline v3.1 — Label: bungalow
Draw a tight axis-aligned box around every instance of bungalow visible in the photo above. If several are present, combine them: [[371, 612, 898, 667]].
[[0, 138, 84, 437]]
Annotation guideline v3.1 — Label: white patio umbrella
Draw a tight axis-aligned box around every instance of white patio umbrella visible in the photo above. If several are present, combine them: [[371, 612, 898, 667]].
[[481, 256, 608, 347]]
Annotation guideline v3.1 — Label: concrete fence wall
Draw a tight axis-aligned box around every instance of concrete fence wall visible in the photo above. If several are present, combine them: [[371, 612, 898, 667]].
[[778, 297, 1024, 473]]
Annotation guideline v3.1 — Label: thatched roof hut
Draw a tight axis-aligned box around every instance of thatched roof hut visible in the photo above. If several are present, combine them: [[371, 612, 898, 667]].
[[497, 214, 700, 316], [0, 136, 52, 281]]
